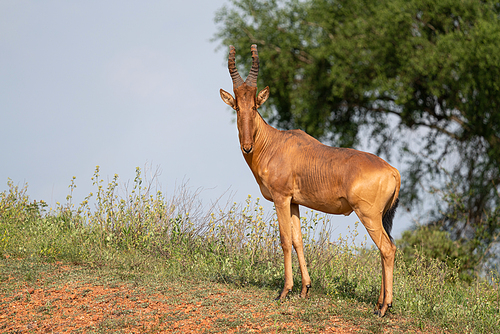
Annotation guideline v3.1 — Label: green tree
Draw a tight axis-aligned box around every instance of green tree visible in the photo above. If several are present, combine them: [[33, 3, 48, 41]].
[[214, 0, 500, 270]]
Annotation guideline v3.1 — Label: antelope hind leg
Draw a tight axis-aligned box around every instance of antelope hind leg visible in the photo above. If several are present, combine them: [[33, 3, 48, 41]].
[[357, 213, 396, 317], [374, 254, 386, 314], [375, 237, 396, 317]]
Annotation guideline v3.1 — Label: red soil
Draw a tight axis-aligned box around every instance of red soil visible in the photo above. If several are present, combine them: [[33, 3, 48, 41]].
[[1, 265, 357, 333]]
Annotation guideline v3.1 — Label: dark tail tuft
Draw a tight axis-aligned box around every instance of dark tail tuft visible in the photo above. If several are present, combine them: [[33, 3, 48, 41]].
[[382, 198, 399, 243]]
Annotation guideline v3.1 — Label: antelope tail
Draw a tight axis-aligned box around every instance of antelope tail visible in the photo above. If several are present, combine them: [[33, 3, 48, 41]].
[[382, 198, 398, 243], [382, 169, 401, 243]]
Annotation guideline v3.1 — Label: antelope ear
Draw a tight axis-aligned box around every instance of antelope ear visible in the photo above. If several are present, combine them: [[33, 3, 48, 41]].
[[256, 86, 270, 108], [220, 89, 236, 109]]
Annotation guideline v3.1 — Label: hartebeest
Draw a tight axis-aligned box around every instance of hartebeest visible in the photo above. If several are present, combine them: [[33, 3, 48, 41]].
[[220, 45, 401, 317]]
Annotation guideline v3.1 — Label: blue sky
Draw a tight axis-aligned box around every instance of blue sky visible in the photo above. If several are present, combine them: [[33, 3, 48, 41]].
[[1, 1, 411, 242]]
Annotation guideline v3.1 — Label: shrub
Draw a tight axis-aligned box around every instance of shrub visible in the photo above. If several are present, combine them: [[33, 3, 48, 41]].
[[397, 225, 479, 282]]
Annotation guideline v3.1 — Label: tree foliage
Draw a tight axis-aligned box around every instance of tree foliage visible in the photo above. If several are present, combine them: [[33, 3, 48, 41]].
[[215, 0, 500, 269]]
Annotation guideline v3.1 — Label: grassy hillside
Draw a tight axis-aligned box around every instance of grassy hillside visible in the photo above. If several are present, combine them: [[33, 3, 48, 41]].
[[1, 167, 499, 333]]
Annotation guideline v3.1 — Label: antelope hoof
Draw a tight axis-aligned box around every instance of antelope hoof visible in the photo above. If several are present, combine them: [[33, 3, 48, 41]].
[[375, 303, 392, 317], [300, 284, 311, 299], [275, 289, 292, 301]]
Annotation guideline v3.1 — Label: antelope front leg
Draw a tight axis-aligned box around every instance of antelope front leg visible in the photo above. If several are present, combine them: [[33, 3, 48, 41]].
[[291, 204, 311, 298], [274, 199, 294, 301]]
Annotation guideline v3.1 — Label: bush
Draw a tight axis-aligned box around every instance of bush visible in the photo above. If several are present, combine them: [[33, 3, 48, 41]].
[[397, 225, 479, 282]]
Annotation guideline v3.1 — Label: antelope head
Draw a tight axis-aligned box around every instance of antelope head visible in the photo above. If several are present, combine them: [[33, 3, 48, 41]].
[[220, 45, 269, 155]]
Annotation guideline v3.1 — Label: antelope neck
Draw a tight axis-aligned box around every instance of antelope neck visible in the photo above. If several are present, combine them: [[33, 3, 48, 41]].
[[243, 113, 276, 158]]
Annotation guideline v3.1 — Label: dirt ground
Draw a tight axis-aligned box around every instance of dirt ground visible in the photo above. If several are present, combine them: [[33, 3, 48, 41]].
[[1, 261, 362, 333]]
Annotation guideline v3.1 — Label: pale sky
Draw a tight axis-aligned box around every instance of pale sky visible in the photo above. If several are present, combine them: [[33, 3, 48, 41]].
[[1, 1, 410, 242]]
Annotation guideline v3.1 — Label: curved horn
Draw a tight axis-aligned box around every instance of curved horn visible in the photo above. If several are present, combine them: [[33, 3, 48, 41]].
[[245, 44, 259, 87], [228, 45, 244, 89]]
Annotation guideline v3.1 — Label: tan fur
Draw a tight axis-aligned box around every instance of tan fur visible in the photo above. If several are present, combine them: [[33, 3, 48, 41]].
[[220, 46, 401, 317]]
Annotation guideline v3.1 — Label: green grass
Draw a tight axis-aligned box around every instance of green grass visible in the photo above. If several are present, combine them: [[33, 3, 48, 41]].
[[1, 166, 499, 333]]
